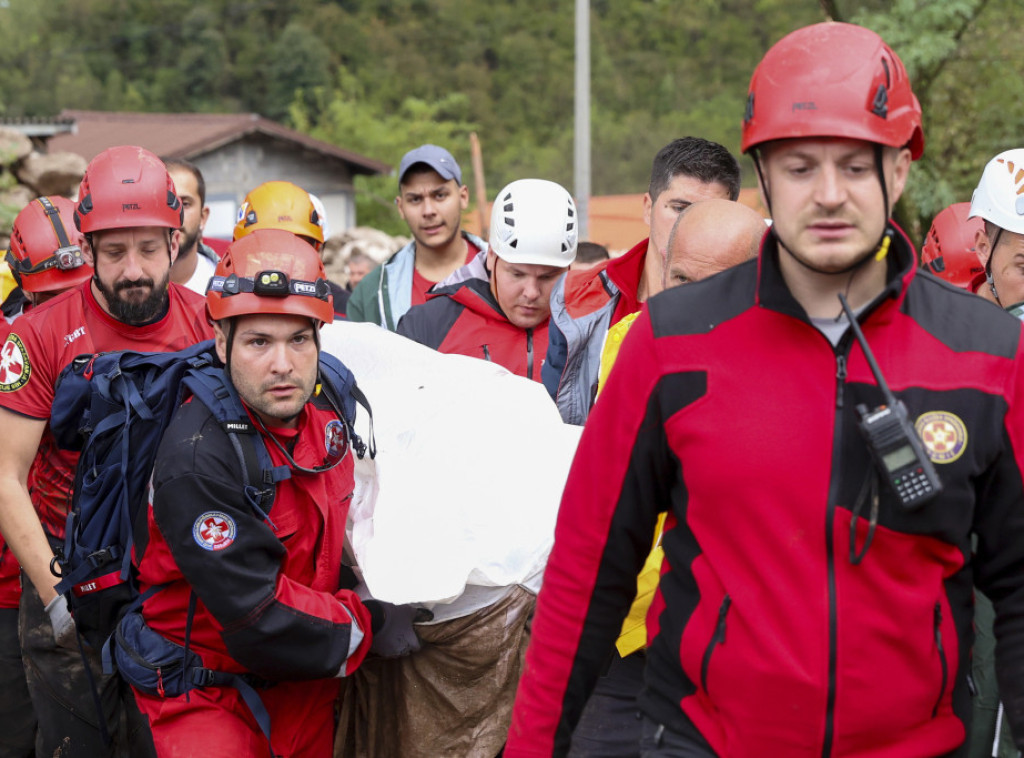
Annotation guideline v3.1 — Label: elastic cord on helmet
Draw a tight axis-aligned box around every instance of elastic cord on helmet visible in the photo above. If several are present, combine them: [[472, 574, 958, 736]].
[[40, 198, 76, 250]]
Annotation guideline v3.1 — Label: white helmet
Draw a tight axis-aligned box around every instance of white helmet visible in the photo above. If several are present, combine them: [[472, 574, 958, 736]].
[[969, 149, 1024, 235], [308, 192, 330, 241], [489, 179, 578, 267]]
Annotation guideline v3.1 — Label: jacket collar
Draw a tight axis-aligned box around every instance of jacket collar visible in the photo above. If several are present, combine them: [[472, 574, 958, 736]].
[[754, 223, 918, 325], [600, 238, 648, 314]]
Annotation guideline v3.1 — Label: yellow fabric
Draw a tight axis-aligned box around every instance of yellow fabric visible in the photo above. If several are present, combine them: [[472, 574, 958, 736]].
[[0, 259, 16, 302], [596, 310, 667, 657], [617, 513, 667, 656], [596, 312, 640, 396]]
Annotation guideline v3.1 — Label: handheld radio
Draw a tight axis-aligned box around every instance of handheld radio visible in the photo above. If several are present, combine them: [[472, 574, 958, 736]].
[[838, 294, 942, 510]]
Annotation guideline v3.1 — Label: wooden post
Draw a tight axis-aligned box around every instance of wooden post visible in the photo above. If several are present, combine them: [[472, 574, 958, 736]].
[[470, 132, 489, 239]]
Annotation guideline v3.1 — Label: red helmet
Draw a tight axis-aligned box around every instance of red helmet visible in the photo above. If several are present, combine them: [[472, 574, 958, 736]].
[[7, 196, 92, 293], [741, 23, 924, 159], [920, 202, 985, 289], [207, 229, 334, 325], [75, 146, 183, 234]]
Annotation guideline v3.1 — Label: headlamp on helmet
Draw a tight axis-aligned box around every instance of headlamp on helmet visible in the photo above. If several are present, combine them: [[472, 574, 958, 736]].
[[206, 229, 334, 325], [8, 196, 92, 293]]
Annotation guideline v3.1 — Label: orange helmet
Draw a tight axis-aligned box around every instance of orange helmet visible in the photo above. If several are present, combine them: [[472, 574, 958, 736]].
[[920, 202, 985, 289], [233, 181, 325, 248], [207, 229, 333, 325], [7, 197, 92, 293]]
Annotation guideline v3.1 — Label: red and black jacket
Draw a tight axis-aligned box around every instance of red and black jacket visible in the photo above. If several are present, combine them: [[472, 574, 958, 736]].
[[136, 394, 373, 681], [507, 227, 1024, 757], [397, 261, 549, 382]]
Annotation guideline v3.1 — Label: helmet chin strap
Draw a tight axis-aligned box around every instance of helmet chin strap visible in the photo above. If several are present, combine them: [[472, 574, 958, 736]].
[[752, 145, 894, 278], [984, 227, 1004, 305]]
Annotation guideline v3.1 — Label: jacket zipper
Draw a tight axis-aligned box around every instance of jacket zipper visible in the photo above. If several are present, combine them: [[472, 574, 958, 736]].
[[700, 595, 731, 693], [932, 602, 948, 717], [835, 356, 847, 410], [527, 328, 534, 380], [482, 344, 491, 362], [822, 343, 851, 758]]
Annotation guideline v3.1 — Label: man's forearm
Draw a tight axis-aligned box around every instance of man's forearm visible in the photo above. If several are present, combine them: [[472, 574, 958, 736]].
[[0, 485, 58, 604]]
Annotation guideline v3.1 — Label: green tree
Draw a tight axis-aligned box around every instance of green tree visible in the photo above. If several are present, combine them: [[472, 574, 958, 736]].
[[836, 0, 1024, 243], [292, 81, 478, 233], [265, 22, 333, 121]]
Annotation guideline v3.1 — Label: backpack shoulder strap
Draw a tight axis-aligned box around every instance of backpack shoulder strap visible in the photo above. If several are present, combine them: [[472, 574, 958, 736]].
[[182, 366, 290, 518], [317, 352, 376, 460]]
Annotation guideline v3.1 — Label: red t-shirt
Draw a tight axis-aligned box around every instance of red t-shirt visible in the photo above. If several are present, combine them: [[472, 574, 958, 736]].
[[0, 281, 212, 541], [410, 241, 481, 307]]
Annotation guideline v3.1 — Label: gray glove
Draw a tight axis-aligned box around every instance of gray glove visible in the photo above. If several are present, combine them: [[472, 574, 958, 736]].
[[44, 594, 77, 650], [363, 600, 432, 658]]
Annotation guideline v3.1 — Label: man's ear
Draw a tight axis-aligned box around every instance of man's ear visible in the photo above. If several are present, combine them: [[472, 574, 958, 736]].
[[459, 183, 469, 210], [887, 147, 913, 209], [213, 320, 228, 364], [642, 192, 653, 228], [82, 234, 95, 267], [168, 229, 180, 266], [975, 227, 991, 265]]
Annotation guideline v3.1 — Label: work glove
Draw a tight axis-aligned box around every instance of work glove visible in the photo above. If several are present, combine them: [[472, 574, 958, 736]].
[[362, 599, 433, 658], [44, 594, 77, 650]]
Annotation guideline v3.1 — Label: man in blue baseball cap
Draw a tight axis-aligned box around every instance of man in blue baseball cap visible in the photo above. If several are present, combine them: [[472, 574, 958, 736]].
[[347, 144, 487, 329]]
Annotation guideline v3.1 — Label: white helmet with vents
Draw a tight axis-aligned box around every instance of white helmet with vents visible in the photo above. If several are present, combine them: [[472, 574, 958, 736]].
[[488, 179, 578, 267], [970, 149, 1024, 235]]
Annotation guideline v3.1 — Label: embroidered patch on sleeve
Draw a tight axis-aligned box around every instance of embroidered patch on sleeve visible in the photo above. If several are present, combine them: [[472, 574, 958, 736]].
[[324, 419, 348, 459], [192, 512, 237, 551], [0, 335, 31, 392]]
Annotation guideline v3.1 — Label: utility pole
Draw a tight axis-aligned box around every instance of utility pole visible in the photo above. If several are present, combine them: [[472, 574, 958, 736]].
[[574, 0, 590, 240], [469, 132, 489, 239]]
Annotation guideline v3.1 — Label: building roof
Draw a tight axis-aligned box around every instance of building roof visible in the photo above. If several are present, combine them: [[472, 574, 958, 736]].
[[464, 188, 767, 254], [47, 110, 390, 176], [0, 115, 76, 138]]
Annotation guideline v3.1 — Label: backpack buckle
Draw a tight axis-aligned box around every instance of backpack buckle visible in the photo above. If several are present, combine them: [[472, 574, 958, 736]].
[[86, 547, 116, 568], [191, 668, 217, 687]]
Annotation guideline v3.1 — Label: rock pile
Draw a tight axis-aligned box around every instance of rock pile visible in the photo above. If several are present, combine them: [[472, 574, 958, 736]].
[[0, 127, 87, 248], [322, 226, 408, 287]]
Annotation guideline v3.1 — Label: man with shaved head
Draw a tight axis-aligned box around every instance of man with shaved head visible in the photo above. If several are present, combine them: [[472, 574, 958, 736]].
[[662, 199, 765, 290]]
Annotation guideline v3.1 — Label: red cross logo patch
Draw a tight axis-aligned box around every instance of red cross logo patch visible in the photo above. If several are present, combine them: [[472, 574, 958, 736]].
[[0, 335, 30, 392], [192, 512, 237, 551], [914, 411, 968, 464]]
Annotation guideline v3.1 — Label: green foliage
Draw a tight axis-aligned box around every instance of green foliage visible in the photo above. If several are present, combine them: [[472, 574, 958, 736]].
[[848, 0, 1024, 243], [0, 0, 1018, 247], [293, 85, 478, 234]]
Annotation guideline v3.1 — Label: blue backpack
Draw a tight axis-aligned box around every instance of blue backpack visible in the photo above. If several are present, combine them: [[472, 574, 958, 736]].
[[49, 339, 369, 650]]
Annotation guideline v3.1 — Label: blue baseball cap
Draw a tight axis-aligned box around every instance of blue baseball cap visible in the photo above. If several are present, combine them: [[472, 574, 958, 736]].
[[398, 144, 462, 186]]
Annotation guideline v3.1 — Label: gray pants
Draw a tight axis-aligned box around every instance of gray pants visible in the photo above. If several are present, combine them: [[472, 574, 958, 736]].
[[20, 578, 155, 758]]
